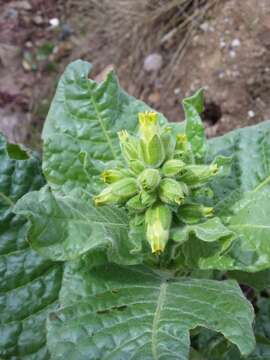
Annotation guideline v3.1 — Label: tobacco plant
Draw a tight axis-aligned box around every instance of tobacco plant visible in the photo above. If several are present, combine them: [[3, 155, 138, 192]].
[[1, 60, 270, 359]]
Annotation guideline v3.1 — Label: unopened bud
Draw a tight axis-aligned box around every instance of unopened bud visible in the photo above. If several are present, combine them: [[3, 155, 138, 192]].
[[126, 194, 146, 212], [129, 160, 145, 175], [140, 190, 157, 208], [138, 168, 161, 192], [94, 186, 120, 207], [94, 177, 138, 207], [162, 159, 186, 177], [140, 135, 165, 168], [178, 164, 219, 186], [145, 204, 172, 253], [159, 178, 188, 205], [101, 169, 125, 184], [138, 112, 165, 167], [161, 127, 175, 160], [118, 130, 140, 162], [178, 203, 214, 224], [110, 177, 138, 198]]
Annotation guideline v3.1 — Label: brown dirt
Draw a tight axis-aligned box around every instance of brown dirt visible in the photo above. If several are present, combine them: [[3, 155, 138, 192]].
[[0, 0, 270, 146]]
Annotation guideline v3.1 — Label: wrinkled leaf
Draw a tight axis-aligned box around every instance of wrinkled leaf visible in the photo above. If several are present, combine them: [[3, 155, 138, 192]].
[[47, 261, 255, 360], [208, 121, 270, 216], [0, 135, 62, 359], [198, 189, 270, 272], [172, 217, 233, 245], [196, 298, 270, 360], [183, 89, 207, 163], [14, 187, 144, 265]]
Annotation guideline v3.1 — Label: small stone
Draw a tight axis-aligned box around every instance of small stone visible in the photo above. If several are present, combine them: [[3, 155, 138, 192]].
[[229, 50, 236, 58], [220, 40, 226, 49], [143, 53, 163, 72], [248, 110, 255, 118], [231, 38, 241, 47], [25, 41, 33, 48], [49, 18, 60, 28], [174, 88, 181, 95], [33, 15, 43, 25], [200, 22, 210, 32]]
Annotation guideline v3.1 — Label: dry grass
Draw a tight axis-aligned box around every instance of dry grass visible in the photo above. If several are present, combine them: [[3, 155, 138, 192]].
[[67, 0, 219, 97]]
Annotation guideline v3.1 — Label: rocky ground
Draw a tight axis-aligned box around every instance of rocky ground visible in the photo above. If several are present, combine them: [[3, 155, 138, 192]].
[[0, 0, 270, 147]]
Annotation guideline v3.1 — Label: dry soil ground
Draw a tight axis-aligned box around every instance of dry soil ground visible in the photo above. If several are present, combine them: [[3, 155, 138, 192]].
[[0, 0, 270, 146]]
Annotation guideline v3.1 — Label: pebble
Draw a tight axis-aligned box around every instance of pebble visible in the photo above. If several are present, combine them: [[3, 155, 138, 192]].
[[229, 50, 236, 58], [143, 53, 163, 72], [49, 18, 60, 28], [231, 38, 241, 47], [248, 110, 255, 118], [220, 40, 226, 49]]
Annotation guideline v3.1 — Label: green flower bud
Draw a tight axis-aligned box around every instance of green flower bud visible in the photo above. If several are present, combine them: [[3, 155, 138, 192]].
[[161, 127, 175, 160], [140, 190, 157, 208], [161, 159, 186, 177], [174, 133, 194, 163], [110, 177, 138, 198], [138, 168, 161, 192], [127, 190, 157, 212], [140, 135, 165, 168], [126, 194, 146, 212], [145, 204, 172, 253], [139, 112, 165, 167], [128, 160, 145, 175], [101, 169, 126, 184], [94, 186, 120, 207], [178, 164, 219, 186], [118, 130, 140, 162], [175, 133, 188, 152], [178, 203, 214, 224], [159, 178, 188, 205], [94, 177, 137, 207]]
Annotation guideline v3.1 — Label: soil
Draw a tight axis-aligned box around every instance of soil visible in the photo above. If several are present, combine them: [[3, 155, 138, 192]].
[[0, 0, 270, 146]]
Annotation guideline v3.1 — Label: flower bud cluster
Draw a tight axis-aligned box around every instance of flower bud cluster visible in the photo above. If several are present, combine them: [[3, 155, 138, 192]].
[[94, 112, 218, 253]]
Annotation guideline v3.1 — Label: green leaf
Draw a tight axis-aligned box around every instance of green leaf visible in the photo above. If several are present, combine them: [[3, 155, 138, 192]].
[[0, 134, 62, 359], [198, 189, 270, 272], [172, 217, 233, 245], [47, 262, 255, 360], [196, 298, 270, 360], [228, 269, 270, 291], [183, 89, 207, 163], [208, 121, 270, 216], [42, 60, 167, 194], [14, 187, 144, 264]]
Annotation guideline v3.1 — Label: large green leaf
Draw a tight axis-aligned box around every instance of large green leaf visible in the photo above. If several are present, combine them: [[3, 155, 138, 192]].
[[196, 298, 270, 360], [189, 188, 270, 272], [14, 187, 144, 265], [47, 261, 255, 360], [207, 121, 270, 215], [0, 135, 63, 359], [42, 60, 167, 194]]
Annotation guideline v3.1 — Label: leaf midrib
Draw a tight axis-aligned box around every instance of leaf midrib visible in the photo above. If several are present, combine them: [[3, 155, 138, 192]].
[[151, 281, 168, 360]]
